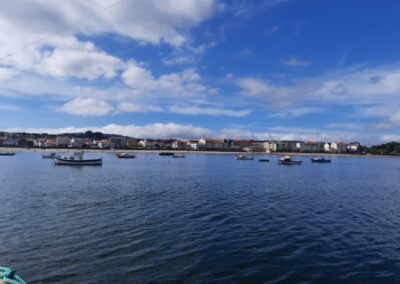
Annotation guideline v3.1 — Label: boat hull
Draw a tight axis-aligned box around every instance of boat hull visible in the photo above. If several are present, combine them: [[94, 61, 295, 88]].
[[236, 155, 254, 160], [54, 157, 102, 166], [159, 152, 174, 156], [311, 159, 331, 163], [0, 152, 15, 156], [278, 160, 302, 165], [116, 153, 135, 159]]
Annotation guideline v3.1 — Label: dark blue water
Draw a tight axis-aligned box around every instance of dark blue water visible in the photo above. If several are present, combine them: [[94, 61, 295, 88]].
[[1, 152, 400, 283]]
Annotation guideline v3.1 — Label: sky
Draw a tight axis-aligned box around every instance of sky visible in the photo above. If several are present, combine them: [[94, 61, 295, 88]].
[[1, 0, 400, 144]]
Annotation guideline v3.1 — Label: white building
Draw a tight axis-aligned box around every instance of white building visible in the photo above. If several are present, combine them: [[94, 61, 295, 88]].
[[56, 136, 70, 148], [138, 140, 157, 149], [330, 142, 338, 152], [188, 141, 198, 150], [69, 138, 85, 148]]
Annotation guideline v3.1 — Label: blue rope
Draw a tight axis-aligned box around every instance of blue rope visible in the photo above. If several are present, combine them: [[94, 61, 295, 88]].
[[0, 267, 27, 284]]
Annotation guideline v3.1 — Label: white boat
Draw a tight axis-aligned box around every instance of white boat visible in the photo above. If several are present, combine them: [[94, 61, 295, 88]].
[[116, 152, 135, 159], [236, 154, 254, 160], [42, 152, 57, 159], [54, 152, 102, 166], [172, 154, 185, 158]]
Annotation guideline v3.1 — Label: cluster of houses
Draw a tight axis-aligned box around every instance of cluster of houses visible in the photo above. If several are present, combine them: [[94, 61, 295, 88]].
[[0, 132, 364, 153]]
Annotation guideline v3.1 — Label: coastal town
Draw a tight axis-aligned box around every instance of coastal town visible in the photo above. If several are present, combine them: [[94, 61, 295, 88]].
[[0, 131, 366, 154]]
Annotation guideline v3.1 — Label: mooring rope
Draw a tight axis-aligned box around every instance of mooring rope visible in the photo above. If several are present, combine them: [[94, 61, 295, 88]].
[[0, 267, 27, 284]]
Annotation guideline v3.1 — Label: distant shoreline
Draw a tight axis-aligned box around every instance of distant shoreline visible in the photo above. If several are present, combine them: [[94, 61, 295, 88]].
[[0, 147, 398, 158]]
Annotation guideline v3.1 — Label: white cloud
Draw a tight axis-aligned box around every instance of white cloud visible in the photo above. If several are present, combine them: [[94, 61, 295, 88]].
[[237, 78, 274, 97], [37, 39, 123, 80], [58, 98, 114, 116], [0, 103, 21, 111], [163, 55, 196, 66], [0, 67, 18, 82], [327, 123, 365, 130], [381, 135, 400, 142], [0, 0, 226, 123], [121, 61, 156, 90], [282, 57, 312, 67], [235, 64, 400, 126], [0, 0, 219, 50], [237, 77, 298, 107], [269, 107, 323, 118], [119, 102, 163, 113], [389, 111, 400, 124], [162, 41, 216, 66], [0, 0, 220, 82], [237, 65, 400, 106], [118, 102, 250, 117], [168, 105, 251, 117], [3, 123, 213, 140], [311, 67, 400, 103], [122, 64, 212, 98]]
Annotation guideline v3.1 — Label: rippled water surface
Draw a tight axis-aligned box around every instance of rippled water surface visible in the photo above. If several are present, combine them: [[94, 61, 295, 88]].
[[1, 152, 400, 283]]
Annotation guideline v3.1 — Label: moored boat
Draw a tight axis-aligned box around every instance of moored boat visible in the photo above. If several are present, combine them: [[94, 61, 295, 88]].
[[236, 154, 254, 160], [159, 152, 175, 156], [278, 156, 302, 165], [116, 152, 135, 159], [172, 154, 185, 158], [311, 157, 331, 163], [42, 152, 57, 159], [54, 152, 102, 166], [259, 159, 270, 162], [0, 152, 15, 156]]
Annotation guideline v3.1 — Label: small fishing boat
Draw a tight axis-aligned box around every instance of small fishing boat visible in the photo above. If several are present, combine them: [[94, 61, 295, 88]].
[[172, 154, 185, 158], [236, 154, 254, 160], [259, 159, 270, 162], [42, 152, 57, 159], [159, 152, 175, 156], [116, 152, 135, 159], [311, 157, 331, 163], [278, 156, 302, 165], [54, 152, 102, 166], [0, 152, 15, 156]]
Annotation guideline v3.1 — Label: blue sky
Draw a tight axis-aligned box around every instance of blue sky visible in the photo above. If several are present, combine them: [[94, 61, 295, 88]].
[[1, 0, 400, 143]]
